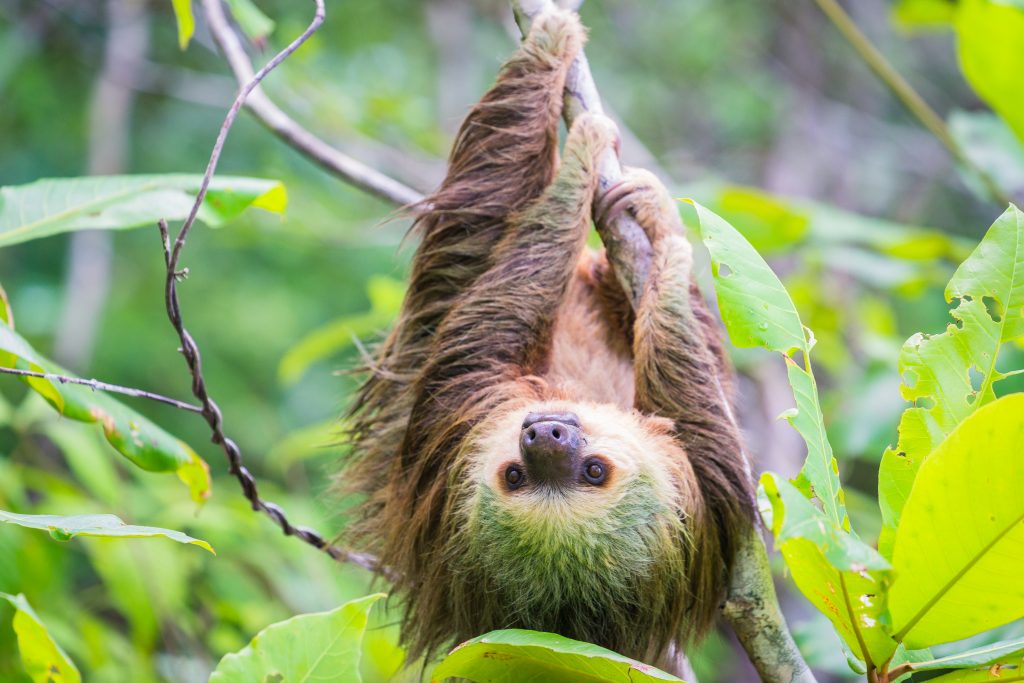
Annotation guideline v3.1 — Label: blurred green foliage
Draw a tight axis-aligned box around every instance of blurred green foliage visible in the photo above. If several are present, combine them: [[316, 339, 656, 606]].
[[2, 0, 1024, 681]]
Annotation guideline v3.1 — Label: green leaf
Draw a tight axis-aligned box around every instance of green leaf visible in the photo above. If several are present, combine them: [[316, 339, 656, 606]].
[[879, 205, 1024, 555], [278, 275, 404, 385], [686, 200, 847, 528], [889, 394, 1024, 648], [892, 0, 956, 30], [170, 0, 195, 49], [759, 474, 896, 668], [209, 593, 385, 682], [0, 174, 287, 249], [0, 510, 213, 552], [950, 110, 1024, 198], [904, 637, 1024, 673], [431, 629, 682, 682], [0, 319, 212, 502], [225, 0, 275, 42], [926, 653, 1024, 682], [956, 0, 1024, 143], [0, 592, 81, 683]]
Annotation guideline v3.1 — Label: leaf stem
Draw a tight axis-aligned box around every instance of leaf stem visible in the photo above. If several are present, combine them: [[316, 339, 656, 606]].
[[811, 0, 1010, 206]]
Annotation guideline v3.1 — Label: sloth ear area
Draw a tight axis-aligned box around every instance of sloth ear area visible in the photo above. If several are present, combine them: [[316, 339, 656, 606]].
[[639, 413, 676, 437]]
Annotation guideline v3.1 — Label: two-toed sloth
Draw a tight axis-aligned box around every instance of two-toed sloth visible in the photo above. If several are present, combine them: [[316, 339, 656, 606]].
[[341, 9, 754, 666]]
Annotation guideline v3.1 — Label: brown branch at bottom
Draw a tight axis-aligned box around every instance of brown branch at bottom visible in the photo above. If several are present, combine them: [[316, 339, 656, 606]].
[[156, 1, 389, 578]]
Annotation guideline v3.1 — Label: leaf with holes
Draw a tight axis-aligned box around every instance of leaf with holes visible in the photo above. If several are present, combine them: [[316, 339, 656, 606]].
[[878, 204, 1024, 556], [209, 593, 385, 682], [0, 319, 211, 502], [759, 473, 896, 668], [687, 199, 847, 528], [0, 510, 213, 553], [889, 394, 1024, 648], [1, 592, 81, 683], [0, 174, 286, 248], [431, 629, 682, 682]]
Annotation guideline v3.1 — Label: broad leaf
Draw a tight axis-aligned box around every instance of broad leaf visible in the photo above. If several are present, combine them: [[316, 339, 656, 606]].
[[879, 205, 1024, 555], [687, 200, 847, 528], [956, 0, 1024, 143], [759, 474, 896, 668], [0, 510, 213, 553], [889, 394, 1024, 648], [0, 174, 287, 248], [209, 593, 385, 682], [904, 637, 1024, 673], [0, 320, 212, 502], [431, 629, 682, 683], [170, 0, 195, 49], [0, 592, 80, 683], [927, 653, 1024, 682]]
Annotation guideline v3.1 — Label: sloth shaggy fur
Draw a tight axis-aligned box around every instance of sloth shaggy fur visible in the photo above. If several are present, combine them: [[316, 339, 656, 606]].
[[339, 9, 754, 665]]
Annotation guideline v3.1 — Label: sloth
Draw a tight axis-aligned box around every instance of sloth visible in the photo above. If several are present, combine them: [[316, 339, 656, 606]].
[[341, 9, 754, 666]]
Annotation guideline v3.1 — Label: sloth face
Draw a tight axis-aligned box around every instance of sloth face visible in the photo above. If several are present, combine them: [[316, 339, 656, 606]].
[[454, 401, 693, 621]]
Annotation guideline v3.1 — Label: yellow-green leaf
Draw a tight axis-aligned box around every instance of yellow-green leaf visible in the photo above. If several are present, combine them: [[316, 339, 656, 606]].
[[889, 394, 1024, 648], [170, 0, 195, 49], [0, 510, 213, 553], [0, 593, 80, 683]]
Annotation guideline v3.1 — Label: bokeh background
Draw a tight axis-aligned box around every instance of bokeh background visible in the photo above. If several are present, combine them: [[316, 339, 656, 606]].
[[1, 0, 1022, 681]]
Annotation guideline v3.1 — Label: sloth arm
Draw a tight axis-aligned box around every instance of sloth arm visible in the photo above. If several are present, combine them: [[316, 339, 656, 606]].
[[399, 115, 617, 470]]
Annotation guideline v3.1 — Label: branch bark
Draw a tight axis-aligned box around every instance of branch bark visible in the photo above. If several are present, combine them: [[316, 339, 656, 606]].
[[512, 3, 816, 681], [201, 0, 423, 208]]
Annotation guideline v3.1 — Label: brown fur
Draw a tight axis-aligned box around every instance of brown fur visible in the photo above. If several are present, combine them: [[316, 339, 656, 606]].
[[340, 10, 753, 665]]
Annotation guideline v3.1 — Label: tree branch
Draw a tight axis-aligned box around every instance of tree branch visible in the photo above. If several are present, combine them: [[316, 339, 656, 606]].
[[200, 0, 424, 208], [157, 1, 389, 577], [512, 3, 816, 681], [0, 366, 203, 414]]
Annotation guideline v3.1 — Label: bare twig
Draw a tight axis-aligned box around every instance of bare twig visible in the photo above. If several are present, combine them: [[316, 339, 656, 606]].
[[200, 0, 423, 208], [0, 366, 204, 413], [157, 2, 387, 576]]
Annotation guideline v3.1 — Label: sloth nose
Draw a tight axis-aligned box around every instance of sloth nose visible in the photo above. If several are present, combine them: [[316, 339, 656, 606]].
[[520, 413, 582, 485]]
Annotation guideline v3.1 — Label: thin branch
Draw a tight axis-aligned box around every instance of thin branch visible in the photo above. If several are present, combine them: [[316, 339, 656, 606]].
[[157, 2, 389, 577], [811, 0, 1010, 206], [0, 366, 204, 413], [201, 0, 424, 208]]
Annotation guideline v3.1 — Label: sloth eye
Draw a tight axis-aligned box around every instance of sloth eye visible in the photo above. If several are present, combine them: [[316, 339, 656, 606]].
[[504, 464, 525, 489], [583, 460, 606, 485]]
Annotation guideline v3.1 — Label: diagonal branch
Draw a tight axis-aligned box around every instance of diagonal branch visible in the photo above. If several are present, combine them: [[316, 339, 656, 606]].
[[201, 0, 424, 208], [158, 1, 388, 577]]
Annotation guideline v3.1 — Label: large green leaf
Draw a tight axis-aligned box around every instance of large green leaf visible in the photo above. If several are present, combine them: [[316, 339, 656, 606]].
[[956, 0, 1024, 143], [0, 319, 211, 502], [0, 510, 213, 553], [431, 629, 682, 682], [759, 474, 896, 668], [0, 592, 81, 683], [209, 593, 385, 682], [687, 200, 847, 528], [889, 394, 1024, 648], [879, 205, 1024, 555], [0, 174, 287, 248]]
